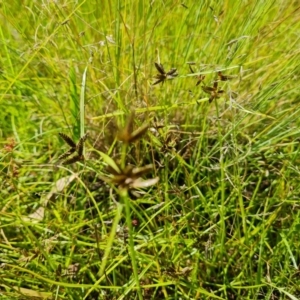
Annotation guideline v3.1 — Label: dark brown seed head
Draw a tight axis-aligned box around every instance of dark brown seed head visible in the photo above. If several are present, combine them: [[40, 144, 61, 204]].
[[59, 133, 76, 148], [154, 62, 165, 75]]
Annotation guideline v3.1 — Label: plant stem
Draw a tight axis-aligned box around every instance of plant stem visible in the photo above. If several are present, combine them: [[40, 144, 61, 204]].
[[120, 188, 143, 300]]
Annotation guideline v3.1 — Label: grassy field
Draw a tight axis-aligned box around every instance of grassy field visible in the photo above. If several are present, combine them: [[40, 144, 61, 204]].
[[1, 0, 300, 299]]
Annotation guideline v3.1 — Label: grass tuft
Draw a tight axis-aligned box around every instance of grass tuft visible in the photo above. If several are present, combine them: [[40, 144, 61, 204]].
[[1, 1, 300, 299]]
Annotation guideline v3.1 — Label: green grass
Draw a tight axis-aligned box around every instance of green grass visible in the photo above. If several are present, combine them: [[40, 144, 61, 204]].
[[1, 0, 300, 299]]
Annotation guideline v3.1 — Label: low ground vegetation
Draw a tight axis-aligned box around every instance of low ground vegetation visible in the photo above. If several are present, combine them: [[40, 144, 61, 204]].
[[1, 1, 300, 299]]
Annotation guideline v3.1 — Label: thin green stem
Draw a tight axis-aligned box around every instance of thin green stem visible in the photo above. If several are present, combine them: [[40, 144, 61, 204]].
[[121, 188, 143, 300]]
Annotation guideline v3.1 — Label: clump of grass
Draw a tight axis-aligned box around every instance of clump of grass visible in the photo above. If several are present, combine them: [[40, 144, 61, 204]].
[[1, 1, 300, 299]]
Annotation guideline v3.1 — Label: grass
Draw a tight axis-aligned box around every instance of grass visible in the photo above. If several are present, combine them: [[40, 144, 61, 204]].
[[1, 0, 300, 299]]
